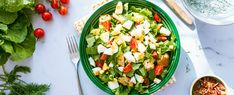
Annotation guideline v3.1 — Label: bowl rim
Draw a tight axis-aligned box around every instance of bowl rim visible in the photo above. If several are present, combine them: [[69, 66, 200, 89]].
[[190, 74, 228, 95], [79, 0, 181, 94], [181, 0, 234, 25]]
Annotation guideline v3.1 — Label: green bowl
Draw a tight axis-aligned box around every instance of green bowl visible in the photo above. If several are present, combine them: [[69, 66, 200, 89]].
[[79, 0, 181, 94]]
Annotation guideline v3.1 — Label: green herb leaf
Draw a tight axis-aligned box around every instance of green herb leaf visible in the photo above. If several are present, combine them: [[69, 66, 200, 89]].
[[1, 41, 14, 54]]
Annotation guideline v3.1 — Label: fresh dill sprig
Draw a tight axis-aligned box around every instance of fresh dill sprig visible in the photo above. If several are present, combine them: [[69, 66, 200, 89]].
[[0, 64, 50, 95]]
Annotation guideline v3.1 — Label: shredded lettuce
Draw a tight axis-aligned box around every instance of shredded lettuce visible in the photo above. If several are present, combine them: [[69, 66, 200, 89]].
[[85, 34, 96, 47]]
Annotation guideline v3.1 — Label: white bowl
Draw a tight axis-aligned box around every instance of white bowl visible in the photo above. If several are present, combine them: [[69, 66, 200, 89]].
[[190, 75, 228, 95], [181, 0, 234, 25]]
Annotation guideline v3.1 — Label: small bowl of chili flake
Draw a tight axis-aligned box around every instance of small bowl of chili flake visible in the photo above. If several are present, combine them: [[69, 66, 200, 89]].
[[191, 75, 228, 95]]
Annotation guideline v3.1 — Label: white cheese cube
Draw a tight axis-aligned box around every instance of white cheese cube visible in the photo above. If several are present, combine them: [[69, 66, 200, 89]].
[[97, 44, 107, 54], [92, 67, 101, 76], [104, 45, 118, 55], [123, 52, 136, 62], [160, 27, 171, 36], [148, 33, 156, 43], [115, 1, 123, 14], [123, 20, 133, 30], [153, 78, 161, 84], [100, 32, 110, 42], [135, 74, 144, 83], [108, 79, 119, 90], [138, 42, 146, 53], [88, 57, 95, 67], [130, 77, 136, 84]]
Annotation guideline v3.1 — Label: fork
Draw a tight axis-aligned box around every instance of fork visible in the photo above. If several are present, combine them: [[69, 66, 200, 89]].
[[66, 36, 83, 95]]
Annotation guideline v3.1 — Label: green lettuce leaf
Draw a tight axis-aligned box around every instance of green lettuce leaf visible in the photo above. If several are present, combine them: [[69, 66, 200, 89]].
[[1, 41, 14, 54], [85, 34, 95, 47], [0, 9, 18, 24], [3, 0, 35, 12], [0, 52, 10, 65], [10, 24, 36, 61], [0, 12, 29, 43], [0, 23, 8, 33]]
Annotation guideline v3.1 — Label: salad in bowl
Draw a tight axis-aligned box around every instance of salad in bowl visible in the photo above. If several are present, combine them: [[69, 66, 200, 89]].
[[80, 0, 180, 94]]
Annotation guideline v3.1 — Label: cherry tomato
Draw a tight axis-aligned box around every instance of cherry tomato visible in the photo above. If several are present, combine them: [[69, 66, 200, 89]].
[[58, 6, 68, 16], [154, 65, 164, 75], [152, 51, 158, 59], [51, 0, 59, 9], [95, 60, 104, 68], [130, 38, 137, 50], [100, 21, 111, 32], [157, 35, 167, 42], [123, 63, 132, 73], [154, 13, 162, 23], [34, 28, 45, 38], [60, 0, 70, 4], [35, 3, 46, 13], [100, 54, 108, 60], [41, 11, 52, 21]]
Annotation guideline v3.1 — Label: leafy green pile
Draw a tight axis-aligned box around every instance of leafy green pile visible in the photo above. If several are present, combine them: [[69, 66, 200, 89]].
[[0, 0, 36, 62], [0, 0, 50, 94]]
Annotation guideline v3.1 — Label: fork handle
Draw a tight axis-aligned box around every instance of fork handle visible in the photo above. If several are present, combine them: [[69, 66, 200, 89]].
[[76, 61, 83, 95]]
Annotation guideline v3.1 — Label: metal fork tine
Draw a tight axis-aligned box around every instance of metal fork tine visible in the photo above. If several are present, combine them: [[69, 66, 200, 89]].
[[72, 36, 78, 52], [66, 37, 72, 54], [68, 37, 75, 53], [69, 36, 76, 53]]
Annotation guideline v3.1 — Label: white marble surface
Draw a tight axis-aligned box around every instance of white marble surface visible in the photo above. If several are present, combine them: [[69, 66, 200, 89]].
[[3, 0, 234, 95]]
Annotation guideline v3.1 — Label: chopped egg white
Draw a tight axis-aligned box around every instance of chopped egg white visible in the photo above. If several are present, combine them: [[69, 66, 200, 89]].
[[111, 24, 122, 36], [133, 52, 144, 61], [97, 44, 107, 54], [112, 13, 125, 24], [143, 59, 154, 71], [108, 79, 119, 90], [115, 1, 123, 14], [115, 35, 125, 45], [123, 20, 133, 30], [92, 67, 102, 76], [99, 70, 105, 74], [149, 43, 156, 49], [160, 27, 171, 36], [130, 77, 136, 84], [133, 13, 144, 23], [99, 14, 111, 23], [143, 20, 150, 29], [122, 35, 132, 42], [144, 28, 150, 34], [135, 74, 144, 83], [153, 78, 161, 84], [104, 45, 118, 55], [148, 33, 156, 43], [123, 52, 136, 62], [100, 32, 110, 42], [118, 67, 124, 72], [138, 42, 146, 53], [88, 57, 95, 67], [109, 63, 114, 67]]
